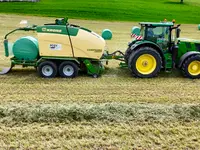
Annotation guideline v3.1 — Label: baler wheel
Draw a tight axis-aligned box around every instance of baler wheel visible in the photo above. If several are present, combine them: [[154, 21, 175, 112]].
[[182, 55, 200, 79], [59, 61, 78, 78], [38, 61, 57, 78], [128, 47, 162, 78], [92, 74, 98, 78]]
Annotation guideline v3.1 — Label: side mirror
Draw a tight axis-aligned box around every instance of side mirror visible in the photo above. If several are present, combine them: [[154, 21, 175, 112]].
[[176, 28, 181, 38]]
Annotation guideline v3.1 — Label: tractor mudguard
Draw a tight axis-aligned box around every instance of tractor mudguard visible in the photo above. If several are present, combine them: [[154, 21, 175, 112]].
[[129, 40, 165, 67], [130, 40, 161, 51], [178, 51, 200, 68], [128, 39, 137, 47]]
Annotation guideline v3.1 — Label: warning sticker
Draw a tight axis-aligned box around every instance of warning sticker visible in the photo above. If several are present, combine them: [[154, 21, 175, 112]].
[[49, 44, 62, 50]]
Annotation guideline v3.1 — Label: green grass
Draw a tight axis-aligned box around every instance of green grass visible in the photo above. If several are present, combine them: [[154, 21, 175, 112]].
[[0, 0, 200, 23]]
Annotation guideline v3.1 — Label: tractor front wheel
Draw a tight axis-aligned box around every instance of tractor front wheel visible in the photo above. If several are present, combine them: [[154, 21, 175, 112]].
[[59, 61, 79, 78], [182, 55, 200, 79], [38, 61, 57, 78], [128, 47, 162, 78]]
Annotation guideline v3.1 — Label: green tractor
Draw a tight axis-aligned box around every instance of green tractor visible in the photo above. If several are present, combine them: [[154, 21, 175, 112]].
[[124, 21, 200, 78]]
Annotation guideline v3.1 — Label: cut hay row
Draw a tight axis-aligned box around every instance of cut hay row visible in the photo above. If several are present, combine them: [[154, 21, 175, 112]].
[[0, 103, 200, 124]]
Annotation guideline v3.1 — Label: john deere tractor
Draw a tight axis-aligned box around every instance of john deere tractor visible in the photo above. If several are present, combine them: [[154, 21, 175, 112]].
[[124, 21, 200, 78]]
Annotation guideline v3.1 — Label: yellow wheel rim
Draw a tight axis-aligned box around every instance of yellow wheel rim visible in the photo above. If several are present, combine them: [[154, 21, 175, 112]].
[[188, 61, 200, 76], [136, 54, 157, 75]]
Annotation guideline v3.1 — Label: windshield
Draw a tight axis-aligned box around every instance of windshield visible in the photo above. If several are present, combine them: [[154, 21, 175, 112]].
[[144, 26, 170, 50], [144, 26, 169, 40], [146, 27, 169, 38]]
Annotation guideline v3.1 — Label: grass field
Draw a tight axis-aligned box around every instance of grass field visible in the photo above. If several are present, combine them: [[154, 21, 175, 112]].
[[0, 14, 200, 149], [0, 0, 200, 23]]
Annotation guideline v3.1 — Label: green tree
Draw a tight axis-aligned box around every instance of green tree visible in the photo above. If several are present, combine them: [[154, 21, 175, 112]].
[[180, 0, 183, 3]]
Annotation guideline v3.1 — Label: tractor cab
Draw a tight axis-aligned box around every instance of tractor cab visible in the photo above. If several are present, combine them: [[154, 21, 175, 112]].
[[138, 21, 182, 69], [139, 22, 176, 51]]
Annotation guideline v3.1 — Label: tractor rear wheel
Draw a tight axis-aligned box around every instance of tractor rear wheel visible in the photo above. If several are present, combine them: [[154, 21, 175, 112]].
[[124, 46, 132, 63], [128, 47, 162, 78], [59, 61, 79, 78], [182, 55, 200, 79], [38, 61, 57, 78]]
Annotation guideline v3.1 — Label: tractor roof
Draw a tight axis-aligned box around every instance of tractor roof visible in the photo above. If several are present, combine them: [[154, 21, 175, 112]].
[[139, 22, 174, 27]]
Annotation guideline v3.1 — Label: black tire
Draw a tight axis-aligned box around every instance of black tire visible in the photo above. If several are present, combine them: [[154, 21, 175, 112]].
[[124, 46, 132, 63], [128, 47, 162, 78], [182, 55, 200, 79], [125, 41, 138, 62], [38, 61, 57, 78], [59, 61, 78, 78]]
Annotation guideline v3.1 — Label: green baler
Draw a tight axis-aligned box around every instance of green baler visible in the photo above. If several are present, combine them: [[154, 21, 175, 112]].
[[2, 18, 106, 78]]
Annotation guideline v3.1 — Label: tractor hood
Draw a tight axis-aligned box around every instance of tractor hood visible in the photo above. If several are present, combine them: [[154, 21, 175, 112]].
[[177, 38, 200, 53], [178, 38, 200, 43]]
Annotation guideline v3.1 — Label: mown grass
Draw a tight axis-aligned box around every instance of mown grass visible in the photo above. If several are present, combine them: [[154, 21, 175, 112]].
[[0, 14, 200, 149], [1, 71, 200, 104], [1, 121, 200, 149], [0, 103, 200, 123], [0, 0, 200, 23]]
